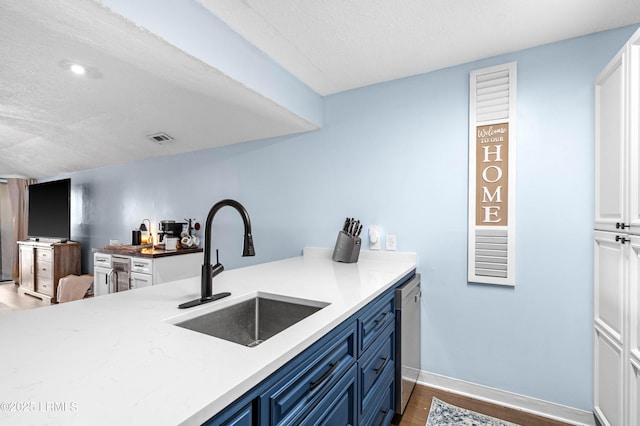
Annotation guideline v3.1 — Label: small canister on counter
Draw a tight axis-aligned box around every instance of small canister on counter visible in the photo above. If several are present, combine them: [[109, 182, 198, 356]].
[[165, 237, 178, 250], [132, 229, 142, 245]]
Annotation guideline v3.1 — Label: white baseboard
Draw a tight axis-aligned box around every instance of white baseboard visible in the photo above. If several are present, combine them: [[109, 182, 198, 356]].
[[418, 371, 596, 426]]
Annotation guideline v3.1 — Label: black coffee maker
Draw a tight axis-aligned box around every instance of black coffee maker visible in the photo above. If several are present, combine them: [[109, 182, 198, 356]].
[[158, 220, 186, 243]]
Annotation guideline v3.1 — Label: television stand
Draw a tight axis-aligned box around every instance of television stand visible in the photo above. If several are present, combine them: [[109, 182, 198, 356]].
[[17, 240, 80, 303], [28, 237, 68, 244]]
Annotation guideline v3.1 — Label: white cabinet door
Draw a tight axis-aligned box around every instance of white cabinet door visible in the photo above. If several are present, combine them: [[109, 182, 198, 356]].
[[595, 327, 624, 426], [627, 35, 640, 235], [630, 235, 640, 425], [93, 266, 111, 297], [595, 29, 640, 426], [594, 231, 626, 426], [130, 272, 152, 289], [595, 50, 627, 232], [594, 231, 626, 342], [19, 245, 35, 291], [630, 236, 640, 370], [630, 359, 640, 426]]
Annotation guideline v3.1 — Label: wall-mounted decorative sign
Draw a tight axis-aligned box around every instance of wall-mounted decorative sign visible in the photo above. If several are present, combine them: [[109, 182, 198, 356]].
[[468, 62, 517, 286]]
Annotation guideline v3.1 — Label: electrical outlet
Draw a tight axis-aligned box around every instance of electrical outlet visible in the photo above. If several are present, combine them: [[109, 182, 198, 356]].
[[386, 234, 397, 251], [369, 225, 381, 250]]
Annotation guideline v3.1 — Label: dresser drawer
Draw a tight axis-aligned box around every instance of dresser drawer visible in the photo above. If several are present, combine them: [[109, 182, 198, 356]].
[[359, 290, 395, 354], [359, 322, 395, 406], [263, 321, 357, 425], [35, 248, 52, 262], [37, 278, 54, 296], [36, 261, 53, 279]]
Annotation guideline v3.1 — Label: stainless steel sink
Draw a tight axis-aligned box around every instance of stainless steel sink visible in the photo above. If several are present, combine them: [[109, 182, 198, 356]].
[[174, 294, 329, 347]]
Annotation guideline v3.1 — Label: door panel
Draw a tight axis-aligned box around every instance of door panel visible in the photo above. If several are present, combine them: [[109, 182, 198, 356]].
[[594, 327, 623, 426], [594, 231, 625, 341], [19, 245, 34, 291], [595, 51, 627, 231]]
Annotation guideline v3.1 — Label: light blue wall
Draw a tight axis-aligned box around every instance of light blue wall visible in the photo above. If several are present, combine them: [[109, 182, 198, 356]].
[[53, 25, 639, 411]]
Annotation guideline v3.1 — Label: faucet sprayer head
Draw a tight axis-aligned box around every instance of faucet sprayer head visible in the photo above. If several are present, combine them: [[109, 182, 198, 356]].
[[243, 234, 255, 257]]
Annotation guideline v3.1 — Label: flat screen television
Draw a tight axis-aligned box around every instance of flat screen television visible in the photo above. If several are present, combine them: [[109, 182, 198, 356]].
[[27, 178, 71, 242]]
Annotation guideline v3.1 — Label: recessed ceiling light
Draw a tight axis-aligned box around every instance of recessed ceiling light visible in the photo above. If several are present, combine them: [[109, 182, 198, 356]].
[[70, 64, 86, 75], [58, 60, 102, 79]]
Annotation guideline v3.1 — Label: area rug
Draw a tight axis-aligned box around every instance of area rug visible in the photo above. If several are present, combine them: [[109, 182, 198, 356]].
[[426, 397, 520, 426]]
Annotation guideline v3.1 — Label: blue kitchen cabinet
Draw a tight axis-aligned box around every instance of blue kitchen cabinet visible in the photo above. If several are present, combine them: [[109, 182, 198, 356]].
[[358, 289, 396, 356], [260, 321, 358, 425], [205, 270, 415, 426], [222, 403, 254, 426], [299, 364, 358, 425], [358, 322, 395, 422], [206, 401, 254, 426], [360, 367, 395, 426]]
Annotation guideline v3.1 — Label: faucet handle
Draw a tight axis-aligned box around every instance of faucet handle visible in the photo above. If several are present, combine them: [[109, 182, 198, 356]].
[[212, 249, 224, 278]]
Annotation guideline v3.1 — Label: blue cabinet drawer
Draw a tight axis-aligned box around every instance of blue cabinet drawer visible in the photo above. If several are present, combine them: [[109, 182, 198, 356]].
[[263, 321, 357, 425], [300, 364, 357, 426], [222, 403, 253, 426], [205, 402, 254, 426], [360, 367, 395, 426], [358, 291, 395, 355], [359, 322, 395, 409]]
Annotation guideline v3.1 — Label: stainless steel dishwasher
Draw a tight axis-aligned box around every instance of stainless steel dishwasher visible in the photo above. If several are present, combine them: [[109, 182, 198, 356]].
[[395, 273, 421, 414]]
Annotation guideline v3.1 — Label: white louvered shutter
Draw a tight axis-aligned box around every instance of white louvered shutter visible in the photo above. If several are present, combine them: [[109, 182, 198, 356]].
[[468, 62, 517, 286]]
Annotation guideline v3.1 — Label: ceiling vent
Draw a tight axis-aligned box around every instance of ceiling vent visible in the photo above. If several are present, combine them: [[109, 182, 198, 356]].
[[146, 132, 174, 145]]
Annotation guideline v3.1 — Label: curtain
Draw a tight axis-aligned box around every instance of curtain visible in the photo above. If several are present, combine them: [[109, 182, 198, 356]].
[[0, 183, 11, 281], [7, 178, 35, 282]]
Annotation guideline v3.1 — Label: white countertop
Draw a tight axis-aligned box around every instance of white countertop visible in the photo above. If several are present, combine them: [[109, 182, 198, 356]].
[[0, 248, 416, 426]]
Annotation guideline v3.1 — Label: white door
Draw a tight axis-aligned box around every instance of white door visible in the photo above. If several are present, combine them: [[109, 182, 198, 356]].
[[594, 231, 626, 426], [93, 266, 111, 297], [595, 50, 627, 232]]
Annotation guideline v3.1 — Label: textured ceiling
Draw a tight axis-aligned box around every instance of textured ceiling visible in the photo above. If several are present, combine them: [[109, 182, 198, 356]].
[[2, 0, 640, 178], [200, 0, 640, 95], [0, 0, 317, 178]]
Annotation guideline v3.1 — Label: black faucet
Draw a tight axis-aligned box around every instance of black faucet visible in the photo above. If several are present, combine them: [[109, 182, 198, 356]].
[[178, 199, 255, 309]]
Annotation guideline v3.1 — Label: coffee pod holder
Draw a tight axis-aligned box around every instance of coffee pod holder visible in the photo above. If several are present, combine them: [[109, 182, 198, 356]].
[[332, 231, 361, 263]]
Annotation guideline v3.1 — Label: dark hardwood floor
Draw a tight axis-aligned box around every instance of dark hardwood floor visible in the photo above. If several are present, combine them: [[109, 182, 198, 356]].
[[393, 384, 576, 426], [0, 281, 48, 314]]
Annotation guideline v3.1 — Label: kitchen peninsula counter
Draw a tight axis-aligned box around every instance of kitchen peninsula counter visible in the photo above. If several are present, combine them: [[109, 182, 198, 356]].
[[93, 245, 203, 258], [0, 248, 416, 425]]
